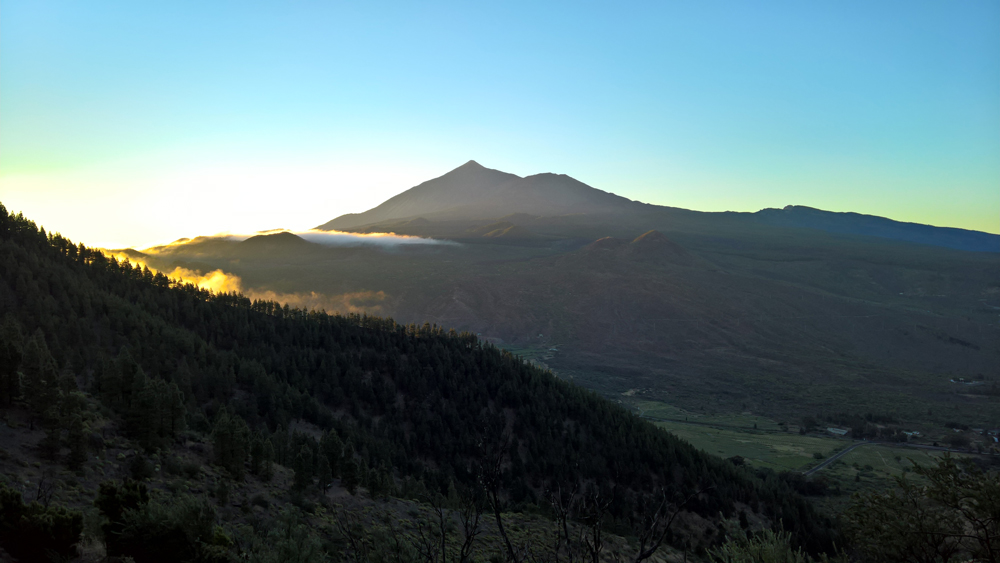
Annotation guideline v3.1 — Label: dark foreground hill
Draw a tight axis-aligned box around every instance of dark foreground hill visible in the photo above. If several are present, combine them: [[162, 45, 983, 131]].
[[0, 204, 837, 561]]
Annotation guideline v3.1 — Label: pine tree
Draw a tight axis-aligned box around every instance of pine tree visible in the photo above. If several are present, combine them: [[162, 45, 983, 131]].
[[293, 446, 313, 491], [115, 348, 143, 408], [57, 361, 77, 395], [126, 369, 155, 449], [0, 314, 23, 405], [166, 381, 187, 437], [228, 414, 251, 480], [40, 407, 62, 460], [66, 413, 87, 470], [250, 432, 264, 476], [20, 330, 59, 427], [212, 408, 250, 479], [320, 428, 343, 478], [317, 454, 332, 494], [96, 357, 122, 409], [212, 408, 235, 471], [341, 442, 359, 495], [261, 439, 275, 482]]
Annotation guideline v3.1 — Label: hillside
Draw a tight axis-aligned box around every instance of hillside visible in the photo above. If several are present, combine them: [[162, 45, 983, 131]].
[[752, 205, 1000, 253], [0, 204, 837, 561]]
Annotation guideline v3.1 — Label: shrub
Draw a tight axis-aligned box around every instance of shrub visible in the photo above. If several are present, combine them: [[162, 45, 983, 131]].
[[0, 484, 83, 561], [250, 493, 270, 509], [182, 461, 202, 479], [130, 455, 155, 480]]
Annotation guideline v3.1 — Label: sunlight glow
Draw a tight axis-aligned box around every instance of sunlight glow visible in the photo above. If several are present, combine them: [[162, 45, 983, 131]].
[[100, 250, 386, 314]]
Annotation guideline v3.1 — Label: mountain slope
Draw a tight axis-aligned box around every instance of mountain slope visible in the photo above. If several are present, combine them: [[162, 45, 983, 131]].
[[317, 160, 520, 230], [752, 205, 1000, 253], [316, 160, 643, 230], [0, 203, 839, 557]]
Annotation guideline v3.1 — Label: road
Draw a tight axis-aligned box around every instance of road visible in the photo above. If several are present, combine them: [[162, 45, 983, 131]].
[[803, 440, 996, 476], [803, 442, 872, 476]]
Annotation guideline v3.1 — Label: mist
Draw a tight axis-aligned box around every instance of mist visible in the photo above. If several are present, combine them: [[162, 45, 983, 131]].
[[295, 229, 458, 247], [146, 229, 458, 250], [102, 250, 387, 315]]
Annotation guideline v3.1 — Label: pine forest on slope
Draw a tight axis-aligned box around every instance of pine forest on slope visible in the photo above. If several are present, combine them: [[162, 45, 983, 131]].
[[0, 204, 839, 561]]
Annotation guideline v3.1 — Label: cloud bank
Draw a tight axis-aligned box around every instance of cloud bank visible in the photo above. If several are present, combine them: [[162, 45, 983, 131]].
[[296, 229, 457, 247], [102, 251, 386, 314], [144, 229, 456, 251]]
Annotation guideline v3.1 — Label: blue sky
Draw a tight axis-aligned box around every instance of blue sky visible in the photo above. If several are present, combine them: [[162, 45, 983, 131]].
[[2, 0, 998, 247]]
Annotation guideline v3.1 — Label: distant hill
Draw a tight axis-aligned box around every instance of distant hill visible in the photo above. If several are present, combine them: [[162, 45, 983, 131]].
[[753, 205, 1000, 253], [240, 231, 315, 250], [316, 160, 643, 230]]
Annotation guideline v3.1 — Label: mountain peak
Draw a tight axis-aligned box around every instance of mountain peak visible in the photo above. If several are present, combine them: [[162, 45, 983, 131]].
[[316, 162, 642, 231]]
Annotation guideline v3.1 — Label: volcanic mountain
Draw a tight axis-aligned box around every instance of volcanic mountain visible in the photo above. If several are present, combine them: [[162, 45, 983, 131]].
[[318, 161, 998, 253], [316, 160, 644, 230]]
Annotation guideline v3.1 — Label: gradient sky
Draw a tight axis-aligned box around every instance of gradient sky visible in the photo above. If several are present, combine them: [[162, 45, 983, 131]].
[[2, 0, 998, 248]]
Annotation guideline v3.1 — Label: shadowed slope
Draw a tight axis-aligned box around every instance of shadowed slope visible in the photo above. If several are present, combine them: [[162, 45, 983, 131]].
[[753, 206, 1000, 253]]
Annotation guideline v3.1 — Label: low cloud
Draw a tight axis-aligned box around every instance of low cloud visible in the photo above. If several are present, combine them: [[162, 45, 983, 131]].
[[245, 288, 386, 314], [102, 251, 386, 314], [141, 229, 456, 253], [297, 229, 457, 247]]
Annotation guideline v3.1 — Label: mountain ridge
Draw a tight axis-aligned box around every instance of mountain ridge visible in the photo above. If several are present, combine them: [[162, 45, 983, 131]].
[[751, 205, 999, 252], [317, 162, 998, 253]]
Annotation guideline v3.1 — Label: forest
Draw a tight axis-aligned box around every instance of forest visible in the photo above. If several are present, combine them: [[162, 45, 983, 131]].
[[0, 203, 996, 562]]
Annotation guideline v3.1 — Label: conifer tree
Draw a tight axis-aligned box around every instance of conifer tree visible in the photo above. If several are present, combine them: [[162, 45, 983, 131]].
[[20, 330, 59, 427], [66, 413, 87, 470], [317, 454, 332, 494], [250, 432, 264, 476], [293, 445, 313, 491], [341, 442, 359, 495], [40, 415, 62, 460], [320, 428, 343, 478], [261, 439, 275, 482], [126, 369, 154, 448], [0, 314, 23, 405], [115, 348, 143, 408], [212, 408, 251, 479], [96, 357, 122, 409], [167, 382, 186, 436]]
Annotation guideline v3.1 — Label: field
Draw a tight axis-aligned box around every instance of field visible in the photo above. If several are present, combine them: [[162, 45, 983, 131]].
[[632, 400, 787, 431], [651, 420, 845, 471], [631, 398, 989, 515]]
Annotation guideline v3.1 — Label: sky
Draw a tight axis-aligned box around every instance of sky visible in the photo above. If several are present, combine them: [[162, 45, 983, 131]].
[[1, 0, 998, 248]]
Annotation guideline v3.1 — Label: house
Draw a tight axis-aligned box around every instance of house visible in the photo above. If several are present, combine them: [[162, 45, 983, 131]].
[[827, 427, 848, 436]]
